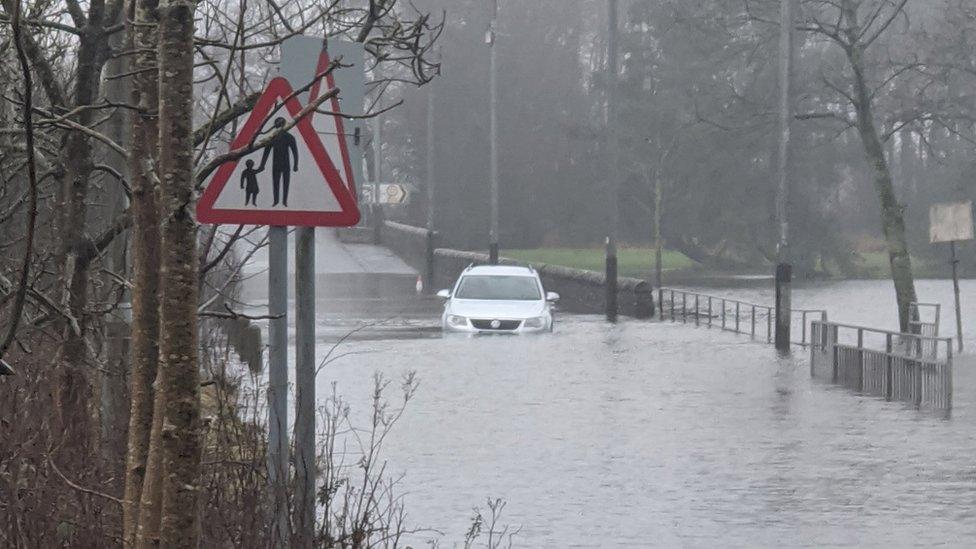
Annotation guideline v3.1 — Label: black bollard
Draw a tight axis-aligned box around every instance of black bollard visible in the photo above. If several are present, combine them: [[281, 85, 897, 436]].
[[606, 238, 618, 322], [775, 263, 792, 353]]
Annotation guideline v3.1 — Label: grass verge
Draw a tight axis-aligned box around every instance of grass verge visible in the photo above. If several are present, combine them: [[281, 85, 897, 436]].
[[504, 247, 697, 279]]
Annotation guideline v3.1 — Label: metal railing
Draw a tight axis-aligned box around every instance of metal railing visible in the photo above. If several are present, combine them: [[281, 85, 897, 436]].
[[810, 320, 954, 412], [909, 302, 941, 358], [657, 288, 827, 347]]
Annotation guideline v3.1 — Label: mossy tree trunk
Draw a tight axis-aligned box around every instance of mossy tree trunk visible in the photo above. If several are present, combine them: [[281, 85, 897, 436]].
[[123, 0, 161, 544]]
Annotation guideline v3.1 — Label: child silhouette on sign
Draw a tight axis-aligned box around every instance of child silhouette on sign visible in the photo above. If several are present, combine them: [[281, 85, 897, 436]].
[[241, 159, 262, 206]]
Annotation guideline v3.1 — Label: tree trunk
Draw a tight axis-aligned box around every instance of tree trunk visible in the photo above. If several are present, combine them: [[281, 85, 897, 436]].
[[54, 1, 109, 457], [848, 45, 918, 331], [155, 1, 203, 545], [124, 0, 161, 544]]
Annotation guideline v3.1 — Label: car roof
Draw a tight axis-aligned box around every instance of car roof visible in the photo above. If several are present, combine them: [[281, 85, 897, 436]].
[[463, 265, 537, 277]]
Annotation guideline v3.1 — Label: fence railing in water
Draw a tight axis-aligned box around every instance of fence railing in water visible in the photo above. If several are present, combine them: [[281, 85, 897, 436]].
[[657, 288, 827, 347], [810, 320, 954, 412], [910, 301, 941, 335]]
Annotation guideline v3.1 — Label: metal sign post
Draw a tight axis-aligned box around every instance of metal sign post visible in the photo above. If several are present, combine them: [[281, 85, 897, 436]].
[[294, 227, 316, 545], [197, 36, 364, 548], [951, 241, 963, 353], [267, 226, 289, 546], [281, 37, 365, 546], [930, 200, 973, 353]]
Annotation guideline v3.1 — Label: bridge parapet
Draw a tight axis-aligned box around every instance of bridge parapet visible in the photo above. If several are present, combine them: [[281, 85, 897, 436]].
[[374, 220, 653, 318]]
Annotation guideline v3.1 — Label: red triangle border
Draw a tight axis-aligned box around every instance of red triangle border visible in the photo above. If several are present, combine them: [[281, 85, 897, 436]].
[[197, 77, 361, 227]]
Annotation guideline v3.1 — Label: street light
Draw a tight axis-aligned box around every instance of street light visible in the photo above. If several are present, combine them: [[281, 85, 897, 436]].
[[488, 0, 500, 264]]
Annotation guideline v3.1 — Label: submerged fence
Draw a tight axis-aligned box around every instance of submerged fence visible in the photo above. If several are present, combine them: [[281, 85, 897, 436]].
[[657, 288, 827, 347], [810, 320, 954, 412]]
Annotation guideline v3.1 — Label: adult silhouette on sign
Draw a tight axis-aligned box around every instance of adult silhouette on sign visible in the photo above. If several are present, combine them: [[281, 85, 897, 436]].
[[260, 117, 299, 207]]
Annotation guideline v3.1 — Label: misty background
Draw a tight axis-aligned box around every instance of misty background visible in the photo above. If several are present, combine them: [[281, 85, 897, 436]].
[[372, 0, 975, 278]]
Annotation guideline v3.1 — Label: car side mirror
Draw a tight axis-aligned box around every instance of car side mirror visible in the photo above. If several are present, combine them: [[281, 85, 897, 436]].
[[546, 292, 560, 302], [436, 289, 452, 299]]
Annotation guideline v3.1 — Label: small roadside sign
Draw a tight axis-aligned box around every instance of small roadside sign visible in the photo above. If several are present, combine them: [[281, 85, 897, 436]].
[[929, 201, 974, 244], [196, 76, 360, 227], [928, 200, 972, 353], [362, 182, 412, 205]]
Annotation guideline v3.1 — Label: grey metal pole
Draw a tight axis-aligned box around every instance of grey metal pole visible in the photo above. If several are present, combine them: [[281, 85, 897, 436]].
[[426, 75, 436, 234], [294, 227, 316, 546], [654, 166, 663, 289], [373, 114, 382, 205], [605, 0, 620, 322], [488, 0, 499, 264], [267, 226, 289, 547], [951, 241, 964, 352], [775, 0, 797, 353]]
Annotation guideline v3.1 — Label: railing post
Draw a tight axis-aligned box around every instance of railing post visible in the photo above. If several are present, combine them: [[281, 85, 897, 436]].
[[946, 339, 953, 411], [658, 289, 664, 319], [721, 299, 726, 330], [767, 308, 772, 343], [885, 333, 893, 401], [802, 311, 808, 346], [751, 305, 756, 339], [856, 328, 864, 392], [831, 325, 839, 383], [735, 302, 741, 334], [695, 294, 700, 326], [809, 321, 818, 376], [682, 293, 687, 323], [708, 297, 713, 327], [913, 355, 923, 409], [670, 291, 675, 322]]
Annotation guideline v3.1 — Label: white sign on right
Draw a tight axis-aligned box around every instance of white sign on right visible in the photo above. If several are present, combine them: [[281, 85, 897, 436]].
[[930, 200, 974, 243]]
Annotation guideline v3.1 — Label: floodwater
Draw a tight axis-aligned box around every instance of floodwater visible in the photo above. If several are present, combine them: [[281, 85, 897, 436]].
[[301, 279, 976, 547]]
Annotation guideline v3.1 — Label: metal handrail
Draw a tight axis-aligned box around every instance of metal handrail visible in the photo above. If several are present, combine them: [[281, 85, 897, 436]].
[[657, 287, 827, 347], [816, 320, 950, 345], [810, 319, 954, 412], [908, 302, 941, 338], [658, 287, 825, 314]]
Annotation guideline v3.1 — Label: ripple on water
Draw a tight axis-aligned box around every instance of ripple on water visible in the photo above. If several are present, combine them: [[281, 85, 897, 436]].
[[310, 281, 976, 547]]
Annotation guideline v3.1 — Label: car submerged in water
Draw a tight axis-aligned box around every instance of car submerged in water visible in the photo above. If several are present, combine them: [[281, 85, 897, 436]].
[[437, 265, 559, 334]]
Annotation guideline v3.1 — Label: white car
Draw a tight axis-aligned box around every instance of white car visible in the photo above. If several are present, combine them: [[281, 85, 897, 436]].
[[437, 265, 559, 334]]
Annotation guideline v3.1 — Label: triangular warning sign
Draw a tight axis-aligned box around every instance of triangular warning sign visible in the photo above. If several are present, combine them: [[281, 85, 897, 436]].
[[197, 77, 360, 227]]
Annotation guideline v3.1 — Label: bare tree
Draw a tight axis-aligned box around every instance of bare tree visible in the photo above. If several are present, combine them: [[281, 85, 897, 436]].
[[796, 0, 919, 330], [0, 0, 442, 545]]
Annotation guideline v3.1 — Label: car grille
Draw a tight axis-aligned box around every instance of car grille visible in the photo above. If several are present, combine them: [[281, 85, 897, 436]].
[[471, 319, 522, 331]]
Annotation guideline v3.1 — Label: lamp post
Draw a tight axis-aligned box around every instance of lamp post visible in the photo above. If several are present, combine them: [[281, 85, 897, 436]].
[[775, 0, 798, 353], [488, 0, 500, 264], [605, 0, 620, 322]]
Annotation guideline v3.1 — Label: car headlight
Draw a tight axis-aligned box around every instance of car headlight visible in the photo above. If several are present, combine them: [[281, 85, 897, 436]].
[[523, 316, 546, 329], [447, 315, 468, 327]]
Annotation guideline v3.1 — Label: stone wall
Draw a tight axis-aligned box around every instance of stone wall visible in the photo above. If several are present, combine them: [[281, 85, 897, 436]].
[[380, 220, 436, 286], [376, 220, 654, 318]]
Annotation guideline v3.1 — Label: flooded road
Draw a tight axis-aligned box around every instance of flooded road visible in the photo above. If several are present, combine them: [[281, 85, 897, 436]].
[[305, 280, 976, 547]]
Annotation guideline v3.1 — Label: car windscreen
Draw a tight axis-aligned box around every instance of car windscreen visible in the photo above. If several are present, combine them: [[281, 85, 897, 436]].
[[455, 275, 541, 301]]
